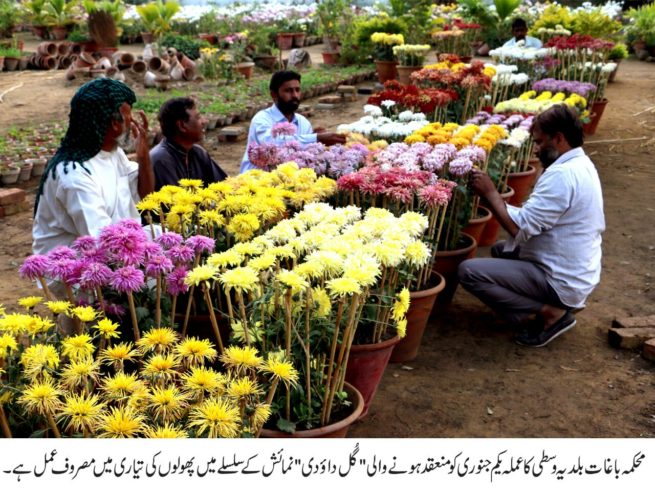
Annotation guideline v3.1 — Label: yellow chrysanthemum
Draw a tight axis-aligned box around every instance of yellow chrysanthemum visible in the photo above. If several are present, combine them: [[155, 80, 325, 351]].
[[94, 318, 120, 340], [144, 424, 189, 438], [184, 265, 218, 286], [0, 333, 18, 359], [142, 354, 180, 381], [312, 288, 332, 318], [226, 376, 261, 400], [20, 343, 60, 377], [397, 318, 407, 339], [100, 372, 144, 401], [259, 355, 299, 386], [137, 327, 179, 353], [61, 357, 100, 389], [182, 366, 226, 398], [25, 315, 54, 337], [18, 296, 43, 310], [251, 404, 272, 429], [57, 393, 104, 434], [45, 300, 72, 315], [276, 269, 309, 293], [136, 197, 160, 213], [342, 254, 381, 288], [404, 240, 431, 267], [207, 250, 244, 269], [198, 210, 226, 227], [188, 397, 241, 438], [219, 267, 259, 293], [99, 342, 140, 369], [247, 254, 277, 272], [61, 334, 95, 361], [175, 337, 217, 366], [220, 346, 262, 372], [325, 277, 361, 299], [97, 405, 146, 438], [18, 375, 62, 415], [148, 385, 189, 422], [227, 214, 260, 242], [230, 321, 264, 345], [179, 178, 204, 189], [71, 306, 98, 323], [392, 288, 411, 322]]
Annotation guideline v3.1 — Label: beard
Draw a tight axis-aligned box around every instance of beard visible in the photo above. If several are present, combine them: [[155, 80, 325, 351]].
[[276, 98, 300, 115], [117, 122, 135, 151], [538, 146, 560, 168]]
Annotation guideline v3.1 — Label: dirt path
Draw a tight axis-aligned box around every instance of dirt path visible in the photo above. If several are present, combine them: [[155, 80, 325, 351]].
[[1, 57, 654, 438]]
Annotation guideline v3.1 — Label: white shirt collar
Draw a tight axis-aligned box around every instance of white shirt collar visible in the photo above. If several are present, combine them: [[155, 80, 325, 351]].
[[552, 147, 585, 166]]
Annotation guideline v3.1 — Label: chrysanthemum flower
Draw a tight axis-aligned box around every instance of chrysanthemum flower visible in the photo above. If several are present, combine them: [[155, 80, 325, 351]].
[[94, 318, 120, 340], [57, 393, 104, 434], [145, 255, 174, 277], [219, 267, 259, 293], [247, 254, 277, 272], [396, 318, 407, 339], [392, 288, 411, 322], [166, 267, 189, 296], [97, 405, 146, 438], [71, 305, 98, 323], [25, 315, 54, 337], [148, 385, 189, 422], [184, 265, 218, 287], [100, 372, 144, 401], [110, 265, 145, 293], [142, 354, 179, 381], [182, 366, 226, 398], [45, 300, 72, 315], [175, 337, 217, 367], [404, 240, 431, 267], [326, 277, 362, 299], [79, 262, 113, 290], [276, 269, 309, 294], [226, 376, 261, 400], [61, 334, 95, 361], [207, 250, 244, 269], [342, 254, 381, 288], [137, 327, 178, 354], [227, 213, 261, 242], [144, 424, 189, 438], [156, 232, 183, 250], [61, 357, 100, 389], [220, 346, 262, 372], [20, 344, 60, 377], [18, 296, 43, 310], [188, 397, 241, 438], [259, 355, 299, 386], [312, 288, 332, 318], [99, 342, 139, 369], [19, 254, 51, 280], [18, 375, 62, 416], [186, 235, 216, 255]]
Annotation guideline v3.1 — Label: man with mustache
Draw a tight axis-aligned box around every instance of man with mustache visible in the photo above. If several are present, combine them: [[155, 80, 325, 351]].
[[33, 78, 153, 255], [240, 70, 346, 173], [459, 105, 605, 347]]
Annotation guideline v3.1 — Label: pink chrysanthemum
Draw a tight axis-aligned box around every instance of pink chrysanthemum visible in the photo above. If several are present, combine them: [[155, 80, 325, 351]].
[[143, 242, 164, 260], [48, 258, 83, 285], [146, 255, 174, 277], [167, 245, 195, 265], [110, 265, 145, 293], [48, 246, 77, 260], [156, 232, 183, 250], [79, 262, 113, 290], [72, 235, 97, 254], [166, 267, 189, 296], [186, 235, 215, 255], [271, 121, 298, 138], [19, 255, 51, 280]]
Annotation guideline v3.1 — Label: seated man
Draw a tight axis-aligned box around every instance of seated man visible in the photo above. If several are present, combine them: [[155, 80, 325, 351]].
[[458, 105, 605, 347], [151, 97, 227, 190], [240, 70, 346, 173], [33, 78, 153, 255], [503, 18, 543, 49]]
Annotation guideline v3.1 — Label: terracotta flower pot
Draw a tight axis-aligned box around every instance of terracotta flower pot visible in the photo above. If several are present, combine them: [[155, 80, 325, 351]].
[[141, 32, 154, 44], [478, 187, 515, 247], [390, 273, 446, 363], [149, 57, 170, 74], [51, 26, 68, 41], [235, 61, 255, 80], [18, 163, 33, 182], [37, 42, 57, 56], [432, 232, 477, 308], [275, 33, 294, 51], [462, 205, 493, 246], [131, 60, 147, 74], [3, 57, 19, 71], [374, 60, 398, 84], [321, 51, 340, 65], [27, 158, 47, 177], [507, 165, 537, 207], [608, 59, 621, 83], [259, 382, 364, 438], [396, 65, 422, 85], [1, 167, 20, 186], [292, 33, 306, 48], [583, 98, 609, 136], [255, 54, 277, 70], [346, 335, 400, 418]]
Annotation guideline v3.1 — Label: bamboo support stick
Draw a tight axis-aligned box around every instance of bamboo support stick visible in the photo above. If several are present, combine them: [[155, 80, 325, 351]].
[[126, 291, 140, 341]]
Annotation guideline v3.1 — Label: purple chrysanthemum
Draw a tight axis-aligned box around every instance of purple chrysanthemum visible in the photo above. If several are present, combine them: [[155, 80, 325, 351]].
[[166, 267, 189, 296], [186, 235, 215, 255], [167, 245, 195, 265], [156, 232, 183, 250], [79, 262, 113, 290], [110, 265, 145, 293], [143, 242, 164, 260], [48, 258, 82, 285], [448, 157, 474, 177], [19, 255, 51, 280], [99, 225, 147, 266], [48, 246, 77, 261], [146, 255, 174, 277], [72, 235, 97, 254]]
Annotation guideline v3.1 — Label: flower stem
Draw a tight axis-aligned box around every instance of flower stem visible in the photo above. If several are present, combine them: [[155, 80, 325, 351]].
[[46, 411, 61, 438], [0, 406, 12, 438], [155, 275, 162, 328], [236, 291, 251, 347], [202, 283, 224, 354], [126, 291, 140, 341], [181, 285, 196, 337]]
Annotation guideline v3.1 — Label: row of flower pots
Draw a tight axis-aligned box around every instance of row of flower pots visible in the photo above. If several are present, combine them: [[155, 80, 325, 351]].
[[0, 158, 47, 186]]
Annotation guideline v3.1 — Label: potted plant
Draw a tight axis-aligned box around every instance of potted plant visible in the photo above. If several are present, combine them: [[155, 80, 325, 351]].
[[393, 44, 431, 84], [0, 163, 21, 185], [627, 2, 655, 56], [607, 42, 628, 82], [0, 46, 20, 71], [0, 0, 21, 39], [22, 0, 49, 39], [316, 0, 348, 64], [249, 25, 278, 70], [136, 0, 180, 45], [370, 32, 404, 83], [44, 0, 80, 40], [225, 32, 253, 80], [197, 8, 220, 45]]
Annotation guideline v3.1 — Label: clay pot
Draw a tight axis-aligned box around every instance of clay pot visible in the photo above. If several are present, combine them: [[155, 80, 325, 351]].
[[37, 42, 57, 56], [390, 273, 446, 363], [396, 65, 422, 85], [292, 32, 306, 48], [374, 60, 398, 84], [345, 335, 400, 418], [275, 32, 294, 51], [115, 51, 135, 68], [18, 163, 33, 182], [1, 166, 20, 186], [462, 205, 493, 246], [178, 54, 196, 71], [149, 57, 170, 74], [57, 56, 73, 70], [141, 32, 154, 44], [57, 42, 71, 56], [507, 165, 537, 207], [479, 187, 515, 247], [26, 158, 47, 177], [321, 51, 340, 65], [170, 60, 184, 80], [3, 57, 19, 71], [131, 60, 147, 74], [19, 57, 29, 71], [94, 57, 113, 70], [608, 59, 621, 83], [432, 232, 478, 308], [51, 26, 68, 41], [583, 98, 609, 136], [259, 382, 364, 438], [235, 61, 255, 80], [32, 55, 56, 70], [70, 43, 82, 55], [154, 74, 171, 90], [182, 67, 195, 81]]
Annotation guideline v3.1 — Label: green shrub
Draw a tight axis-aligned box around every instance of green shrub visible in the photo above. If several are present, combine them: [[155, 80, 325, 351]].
[[571, 8, 621, 39], [608, 42, 628, 60], [160, 33, 209, 60]]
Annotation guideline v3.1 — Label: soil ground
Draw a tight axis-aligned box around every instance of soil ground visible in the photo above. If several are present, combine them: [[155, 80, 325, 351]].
[[1, 43, 654, 437]]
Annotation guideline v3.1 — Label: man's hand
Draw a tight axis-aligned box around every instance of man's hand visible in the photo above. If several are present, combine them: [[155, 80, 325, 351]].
[[468, 168, 497, 200], [317, 132, 346, 146], [132, 110, 150, 166]]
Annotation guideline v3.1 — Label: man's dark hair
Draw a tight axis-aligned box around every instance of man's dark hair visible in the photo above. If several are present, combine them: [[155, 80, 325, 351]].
[[270, 70, 301, 93], [531, 104, 584, 148], [158, 97, 196, 140], [511, 18, 528, 30]]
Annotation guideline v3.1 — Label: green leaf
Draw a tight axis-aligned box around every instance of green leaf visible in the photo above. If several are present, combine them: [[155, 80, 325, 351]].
[[276, 417, 296, 434]]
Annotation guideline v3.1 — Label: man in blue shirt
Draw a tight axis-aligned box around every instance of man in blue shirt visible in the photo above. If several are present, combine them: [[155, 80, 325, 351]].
[[503, 18, 542, 49], [240, 70, 346, 173]]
